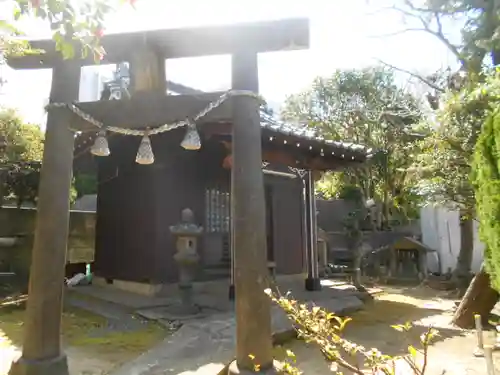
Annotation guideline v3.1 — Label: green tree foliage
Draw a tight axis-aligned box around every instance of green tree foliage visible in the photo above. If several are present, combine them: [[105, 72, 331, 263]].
[[473, 112, 500, 289], [472, 71, 500, 290], [1, 0, 137, 59], [0, 108, 43, 164], [0, 107, 44, 206], [5, 161, 41, 207], [418, 72, 500, 289], [282, 66, 425, 229], [383, 1, 500, 212], [412, 77, 492, 212], [0, 108, 80, 206], [411, 71, 500, 286], [379, 1, 500, 288], [73, 173, 97, 198]]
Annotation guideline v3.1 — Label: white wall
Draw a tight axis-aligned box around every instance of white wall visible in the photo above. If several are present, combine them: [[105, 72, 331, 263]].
[[78, 66, 114, 103], [420, 206, 484, 274]]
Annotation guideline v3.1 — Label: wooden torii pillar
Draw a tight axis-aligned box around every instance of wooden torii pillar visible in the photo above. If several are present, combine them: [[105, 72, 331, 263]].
[[10, 61, 80, 375], [229, 50, 274, 373]]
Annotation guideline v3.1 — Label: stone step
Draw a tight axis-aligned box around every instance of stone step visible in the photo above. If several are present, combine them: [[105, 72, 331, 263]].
[[203, 263, 231, 280], [206, 262, 231, 269]]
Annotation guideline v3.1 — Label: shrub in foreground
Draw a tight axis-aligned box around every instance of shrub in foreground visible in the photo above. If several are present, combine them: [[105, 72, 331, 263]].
[[263, 289, 439, 375]]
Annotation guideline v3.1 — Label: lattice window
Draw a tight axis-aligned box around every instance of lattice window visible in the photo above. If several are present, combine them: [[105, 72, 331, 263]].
[[205, 187, 230, 233]]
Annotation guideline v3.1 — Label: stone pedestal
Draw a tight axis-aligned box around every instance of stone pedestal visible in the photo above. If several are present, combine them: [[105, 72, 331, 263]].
[[305, 277, 322, 291], [9, 355, 68, 375], [418, 250, 428, 280], [228, 359, 284, 375], [169, 208, 203, 316]]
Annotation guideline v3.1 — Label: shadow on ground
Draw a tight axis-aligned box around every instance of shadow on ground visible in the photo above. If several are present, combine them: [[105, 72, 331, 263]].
[[343, 297, 466, 357]]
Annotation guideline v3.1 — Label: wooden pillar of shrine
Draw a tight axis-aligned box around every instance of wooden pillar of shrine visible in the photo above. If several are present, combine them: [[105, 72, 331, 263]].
[[228, 50, 274, 374], [304, 171, 321, 291], [419, 249, 428, 280], [389, 250, 398, 278], [229, 194, 235, 299], [9, 62, 81, 375]]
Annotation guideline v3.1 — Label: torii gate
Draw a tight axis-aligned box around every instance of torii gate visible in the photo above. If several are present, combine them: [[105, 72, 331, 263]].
[[6, 19, 309, 375]]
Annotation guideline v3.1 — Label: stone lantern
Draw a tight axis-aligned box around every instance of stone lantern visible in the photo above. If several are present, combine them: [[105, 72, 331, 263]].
[[169, 208, 203, 314]]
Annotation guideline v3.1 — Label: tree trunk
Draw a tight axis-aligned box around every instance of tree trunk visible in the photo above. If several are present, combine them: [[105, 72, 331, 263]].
[[452, 264, 499, 328], [452, 214, 474, 296]]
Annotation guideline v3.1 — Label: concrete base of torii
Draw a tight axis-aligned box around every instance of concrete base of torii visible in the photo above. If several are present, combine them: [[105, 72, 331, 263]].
[[227, 359, 285, 375], [9, 354, 69, 375]]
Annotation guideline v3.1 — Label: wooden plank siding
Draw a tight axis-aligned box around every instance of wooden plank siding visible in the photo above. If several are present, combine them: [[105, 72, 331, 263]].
[[93, 134, 306, 284]]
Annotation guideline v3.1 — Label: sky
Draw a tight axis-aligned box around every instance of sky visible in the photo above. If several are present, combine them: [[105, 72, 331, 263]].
[[0, 0, 461, 125]]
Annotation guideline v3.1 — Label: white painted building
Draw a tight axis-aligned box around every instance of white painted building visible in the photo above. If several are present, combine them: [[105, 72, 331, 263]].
[[78, 65, 114, 103], [420, 206, 484, 274]]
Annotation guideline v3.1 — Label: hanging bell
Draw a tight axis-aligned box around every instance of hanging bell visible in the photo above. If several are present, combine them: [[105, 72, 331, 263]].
[[91, 130, 110, 157], [136, 132, 154, 165], [181, 122, 201, 151]]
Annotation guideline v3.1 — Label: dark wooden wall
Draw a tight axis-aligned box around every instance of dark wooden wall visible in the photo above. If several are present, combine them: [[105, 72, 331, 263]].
[[93, 133, 305, 284], [266, 173, 304, 275], [94, 133, 160, 283]]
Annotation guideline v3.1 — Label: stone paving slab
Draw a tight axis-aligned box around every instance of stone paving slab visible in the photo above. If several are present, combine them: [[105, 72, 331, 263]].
[[71, 277, 363, 312], [69, 285, 173, 310], [110, 295, 364, 375]]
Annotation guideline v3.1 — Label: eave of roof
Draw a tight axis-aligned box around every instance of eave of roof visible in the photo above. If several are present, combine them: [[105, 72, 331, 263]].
[[259, 112, 373, 160]]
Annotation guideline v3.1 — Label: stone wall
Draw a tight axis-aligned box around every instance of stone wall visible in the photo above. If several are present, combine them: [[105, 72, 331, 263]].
[[0, 207, 95, 284]]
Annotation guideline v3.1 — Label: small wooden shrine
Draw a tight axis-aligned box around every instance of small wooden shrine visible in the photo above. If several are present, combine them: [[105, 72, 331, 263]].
[[72, 78, 372, 296], [6, 19, 372, 375]]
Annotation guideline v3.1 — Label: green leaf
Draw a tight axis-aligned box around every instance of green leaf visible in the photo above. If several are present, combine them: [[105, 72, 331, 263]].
[[60, 42, 75, 59], [408, 345, 417, 358], [391, 325, 404, 332], [339, 317, 352, 331], [0, 20, 20, 34]]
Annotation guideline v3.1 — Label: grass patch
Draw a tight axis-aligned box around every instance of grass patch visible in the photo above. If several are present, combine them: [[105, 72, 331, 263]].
[[71, 320, 168, 356], [0, 301, 168, 357], [0, 304, 109, 348]]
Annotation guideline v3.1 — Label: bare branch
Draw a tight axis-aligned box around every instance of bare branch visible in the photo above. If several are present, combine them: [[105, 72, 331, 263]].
[[376, 2, 466, 68], [434, 11, 444, 35], [376, 59, 445, 92], [368, 27, 432, 39], [422, 25, 464, 65]]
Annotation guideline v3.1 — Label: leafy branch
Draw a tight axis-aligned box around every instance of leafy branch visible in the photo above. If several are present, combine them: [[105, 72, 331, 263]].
[[264, 289, 440, 375]]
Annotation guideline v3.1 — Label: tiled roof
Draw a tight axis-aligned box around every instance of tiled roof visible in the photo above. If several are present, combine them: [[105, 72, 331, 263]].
[[259, 111, 373, 158]]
